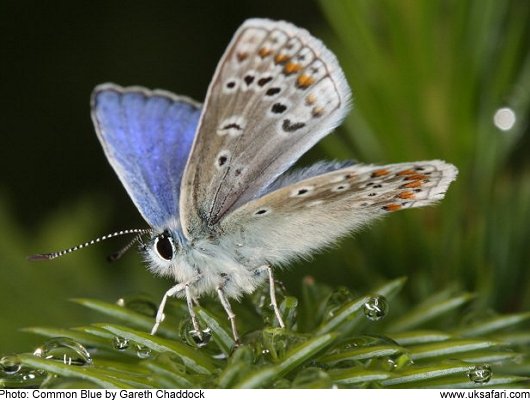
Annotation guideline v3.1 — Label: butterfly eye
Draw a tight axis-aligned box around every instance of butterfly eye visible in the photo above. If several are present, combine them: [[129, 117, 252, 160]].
[[153, 233, 175, 261]]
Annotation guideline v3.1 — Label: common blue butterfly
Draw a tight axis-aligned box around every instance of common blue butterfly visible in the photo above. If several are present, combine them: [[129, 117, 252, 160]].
[[31, 19, 458, 343]]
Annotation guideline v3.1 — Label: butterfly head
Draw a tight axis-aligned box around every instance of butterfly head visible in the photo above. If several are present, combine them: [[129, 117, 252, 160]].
[[148, 230, 179, 262], [142, 228, 190, 278]]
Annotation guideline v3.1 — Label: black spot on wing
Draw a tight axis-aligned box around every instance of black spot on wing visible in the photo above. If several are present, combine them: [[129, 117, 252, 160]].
[[221, 123, 242, 131], [282, 119, 306, 132], [218, 156, 228, 166], [271, 103, 287, 114], [244, 75, 254, 85], [258, 76, 273, 86], [266, 87, 281, 96]]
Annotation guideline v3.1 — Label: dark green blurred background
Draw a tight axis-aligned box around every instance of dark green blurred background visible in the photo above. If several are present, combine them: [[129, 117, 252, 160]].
[[1, 1, 529, 354]]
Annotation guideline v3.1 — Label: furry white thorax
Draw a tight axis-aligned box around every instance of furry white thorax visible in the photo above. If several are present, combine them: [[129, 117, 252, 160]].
[[141, 193, 381, 301], [143, 217, 268, 300]]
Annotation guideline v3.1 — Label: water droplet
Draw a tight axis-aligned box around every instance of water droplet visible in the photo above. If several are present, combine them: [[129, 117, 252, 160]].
[[251, 281, 287, 326], [279, 296, 298, 329], [212, 352, 228, 360], [467, 364, 492, 384], [326, 287, 354, 317], [380, 350, 414, 371], [0, 354, 49, 389], [178, 319, 211, 348], [20, 370, 46, 387], [363, 295, 389, 321], [190, 328, 212, 348], [0, 354, 21, 375], [112, 336, 129, 351], [33, 338, 92, 366], [385, 351, 414, 371], [0, 365, 47, 389], [116, 294, 158, 317], [135, 345, 152, 359], [260, 328, 307, 361], [493, 107, 516, 131]]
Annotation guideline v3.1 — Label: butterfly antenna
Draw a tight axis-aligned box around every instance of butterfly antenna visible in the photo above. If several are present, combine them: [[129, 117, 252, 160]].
[[27, 228, 152, 261], [107, 232, 146, 262]]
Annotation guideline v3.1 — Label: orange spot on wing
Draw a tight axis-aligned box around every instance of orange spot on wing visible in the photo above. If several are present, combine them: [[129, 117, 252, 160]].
[[236, 52, 248, 62], [397, 169, 416, 176], [312, 107, 324, 118], [296, 74, 315, 88], [305, 94, 317, 105], [396, 191, 415, 199], [274, 53, 289, 64], [371, 169, 390, 177], [401, 180, 423, 188], [382, 203, 402, 212], [283, 62, 302, 75], [258, 47, 272, 58], [404, 174, 428, 180]]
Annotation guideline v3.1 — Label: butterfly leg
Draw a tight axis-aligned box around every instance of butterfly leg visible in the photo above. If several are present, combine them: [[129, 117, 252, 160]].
[[266, 266, 285, 329], [185, 283, 203, 340], [151, 282, 185, 335], [255, 265, 285, 328], [216, 286, 240, 345], [151, 276, 202, 336]]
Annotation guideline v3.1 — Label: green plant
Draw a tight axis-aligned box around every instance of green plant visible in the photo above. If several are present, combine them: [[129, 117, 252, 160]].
[[2, 278, 529, 388]]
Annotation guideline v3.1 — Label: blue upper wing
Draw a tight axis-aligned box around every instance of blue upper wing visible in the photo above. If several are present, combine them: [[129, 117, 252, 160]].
[[91, 84, 201, 229]]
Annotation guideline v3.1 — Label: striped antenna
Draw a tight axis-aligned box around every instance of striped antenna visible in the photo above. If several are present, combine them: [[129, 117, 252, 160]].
[[27, 228, 152, 261], [107, 232, 146, 262]]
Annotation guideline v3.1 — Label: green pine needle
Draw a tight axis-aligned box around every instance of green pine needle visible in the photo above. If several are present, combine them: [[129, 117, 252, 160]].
[[5, 278, 529, 389]]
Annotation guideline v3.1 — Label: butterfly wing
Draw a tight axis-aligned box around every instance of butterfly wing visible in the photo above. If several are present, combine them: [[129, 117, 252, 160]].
[[180, 19, 351, 238], [218, 160, 458, 265], [91, 84, 201, 229]]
